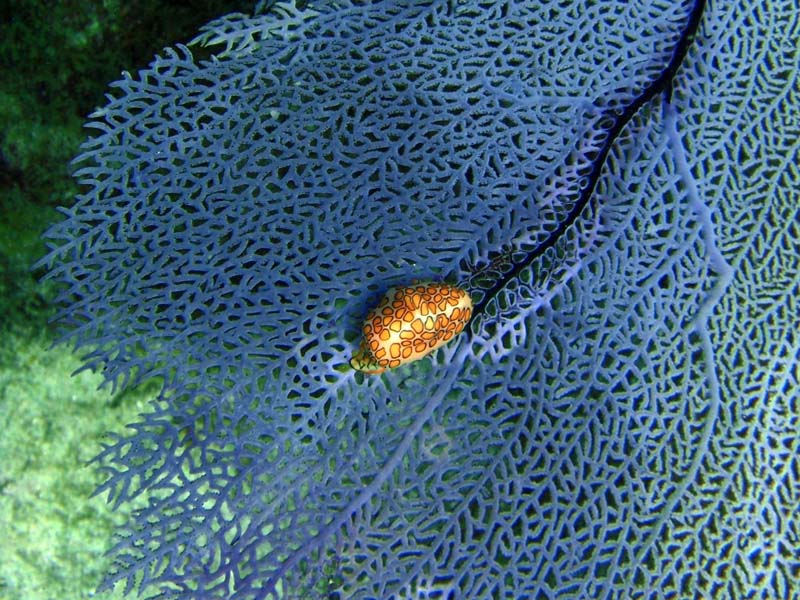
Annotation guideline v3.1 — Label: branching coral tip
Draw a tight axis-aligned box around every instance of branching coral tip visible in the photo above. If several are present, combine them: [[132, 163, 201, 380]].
[[350, 283, 473, 374]]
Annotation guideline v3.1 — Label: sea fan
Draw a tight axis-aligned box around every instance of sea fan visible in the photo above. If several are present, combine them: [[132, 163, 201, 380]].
[[40, 1, 799, 598]]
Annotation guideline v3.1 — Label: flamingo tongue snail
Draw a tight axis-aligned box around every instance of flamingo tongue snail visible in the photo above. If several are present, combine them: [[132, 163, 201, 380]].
[[350, 283, 473, 374]]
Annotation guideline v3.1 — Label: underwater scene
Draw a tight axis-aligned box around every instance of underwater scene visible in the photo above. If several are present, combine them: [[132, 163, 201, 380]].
[[0, 1, 797, 599]]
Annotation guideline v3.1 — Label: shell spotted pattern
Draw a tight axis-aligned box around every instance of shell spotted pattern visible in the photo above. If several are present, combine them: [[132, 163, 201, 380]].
[[350, 283, 473, 374]]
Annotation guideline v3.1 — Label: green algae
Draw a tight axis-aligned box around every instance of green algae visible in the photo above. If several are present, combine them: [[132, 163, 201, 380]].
[[0, 324, 150, 599]]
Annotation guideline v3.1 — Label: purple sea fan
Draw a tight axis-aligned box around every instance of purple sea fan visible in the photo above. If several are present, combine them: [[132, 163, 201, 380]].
[[39, 0, 800, 598]]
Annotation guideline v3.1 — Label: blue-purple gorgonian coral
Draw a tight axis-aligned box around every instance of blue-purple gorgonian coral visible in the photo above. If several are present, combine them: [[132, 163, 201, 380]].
[[41, 1, 800, 598]]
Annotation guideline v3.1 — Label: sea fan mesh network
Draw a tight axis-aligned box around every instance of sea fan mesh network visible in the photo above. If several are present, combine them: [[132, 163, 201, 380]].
[[39, 0, 800, 598]]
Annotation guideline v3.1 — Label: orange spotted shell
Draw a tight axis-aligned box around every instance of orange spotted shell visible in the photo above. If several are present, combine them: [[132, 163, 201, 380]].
[[350, 283, 473, 374]]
